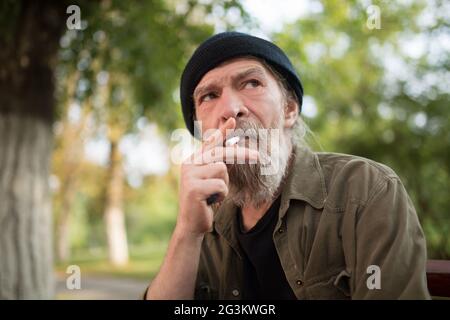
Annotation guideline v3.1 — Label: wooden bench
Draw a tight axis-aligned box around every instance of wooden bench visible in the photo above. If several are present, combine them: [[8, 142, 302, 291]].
[[426, 260, 450, 298]]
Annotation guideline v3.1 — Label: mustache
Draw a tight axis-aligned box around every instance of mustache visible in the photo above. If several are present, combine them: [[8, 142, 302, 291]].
[[226, 119, 261, 138], [224, 119, 275, 146]]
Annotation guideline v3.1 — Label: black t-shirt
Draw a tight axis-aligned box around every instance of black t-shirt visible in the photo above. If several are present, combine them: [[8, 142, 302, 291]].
[[236, 196, 297, 300]]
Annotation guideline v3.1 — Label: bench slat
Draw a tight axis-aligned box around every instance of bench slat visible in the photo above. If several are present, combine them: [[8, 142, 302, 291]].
[[426, 260, 450, 298]]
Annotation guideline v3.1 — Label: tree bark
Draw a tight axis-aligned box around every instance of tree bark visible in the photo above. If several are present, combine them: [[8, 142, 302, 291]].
[[56, 202, 71, 262], [0, 114, 55, 299], [104, 139, 129, 266], [0, 0, 67, 298]]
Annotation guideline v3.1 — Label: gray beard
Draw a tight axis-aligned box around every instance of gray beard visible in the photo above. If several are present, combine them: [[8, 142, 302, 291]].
[[226, 119, 292, 208]]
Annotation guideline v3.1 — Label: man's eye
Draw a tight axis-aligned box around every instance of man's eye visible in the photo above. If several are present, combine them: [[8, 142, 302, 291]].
[[200, 92, 217, 103], [243, 79, 261, 89]]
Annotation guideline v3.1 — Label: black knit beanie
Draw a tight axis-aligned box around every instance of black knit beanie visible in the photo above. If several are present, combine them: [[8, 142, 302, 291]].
[[180, 32, 303, 136]]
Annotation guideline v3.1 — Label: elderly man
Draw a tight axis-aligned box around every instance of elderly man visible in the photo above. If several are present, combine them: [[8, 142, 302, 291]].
[[146, 32, 430, 299]]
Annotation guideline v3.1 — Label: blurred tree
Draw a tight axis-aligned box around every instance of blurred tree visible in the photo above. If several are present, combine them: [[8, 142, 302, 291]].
[[276, 0, 449, 257], [0, 0, 249, 297], [52, 70, 92, 262], [53, 0, 249, 266], [0, 0, 68, 299]]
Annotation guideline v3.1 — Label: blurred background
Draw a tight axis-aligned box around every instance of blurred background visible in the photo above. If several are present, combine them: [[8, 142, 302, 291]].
[[0, 0, 448, 299]]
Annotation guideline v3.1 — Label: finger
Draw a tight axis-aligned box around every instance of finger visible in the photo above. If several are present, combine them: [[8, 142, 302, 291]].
[[193, 162, 229, 186], [195, 178, 229, 202], [202, 118, 236, 151], [190, 118, 235, 164]]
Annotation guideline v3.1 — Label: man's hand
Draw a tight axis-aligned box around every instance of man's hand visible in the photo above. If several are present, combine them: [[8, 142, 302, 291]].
[[147, 118, 258, 300], [176, 118, 258, 236]]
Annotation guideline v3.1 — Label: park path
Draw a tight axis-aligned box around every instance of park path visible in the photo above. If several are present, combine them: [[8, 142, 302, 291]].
[[56, 273, 149, 300]]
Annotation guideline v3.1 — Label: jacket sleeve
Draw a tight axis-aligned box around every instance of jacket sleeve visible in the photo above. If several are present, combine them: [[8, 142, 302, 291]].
[[350, 175, 430, 299]]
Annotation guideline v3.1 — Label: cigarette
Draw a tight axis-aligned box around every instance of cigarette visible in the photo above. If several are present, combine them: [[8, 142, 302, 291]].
[[225, 136, 240, 147]]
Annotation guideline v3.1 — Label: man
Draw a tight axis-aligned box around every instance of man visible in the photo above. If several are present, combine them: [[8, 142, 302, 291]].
[[146, 32, 430, 299]]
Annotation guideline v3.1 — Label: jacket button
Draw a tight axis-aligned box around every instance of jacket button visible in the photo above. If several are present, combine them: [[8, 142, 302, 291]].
[[232, 289, 240, 297], [296, 279, 303, 286], [278, 228, 284, 234]]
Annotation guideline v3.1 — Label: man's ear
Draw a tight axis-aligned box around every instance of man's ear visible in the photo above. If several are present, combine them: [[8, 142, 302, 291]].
[[283, 99, 298, 129]]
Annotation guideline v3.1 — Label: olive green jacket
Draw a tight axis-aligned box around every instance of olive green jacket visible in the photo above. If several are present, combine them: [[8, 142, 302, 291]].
[[194, 146, 430, 299]]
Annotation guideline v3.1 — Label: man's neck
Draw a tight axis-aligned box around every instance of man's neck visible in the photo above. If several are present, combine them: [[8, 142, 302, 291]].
[[240, 200, 274, 232]]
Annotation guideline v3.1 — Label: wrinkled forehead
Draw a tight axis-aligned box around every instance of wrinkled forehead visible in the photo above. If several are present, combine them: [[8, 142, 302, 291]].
[[195, 56, 272, 89]]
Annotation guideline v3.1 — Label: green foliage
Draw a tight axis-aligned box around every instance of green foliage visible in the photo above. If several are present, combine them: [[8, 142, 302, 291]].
[[57, 0, 248, 134], [275, 0, 449, 257], [125, 173, 179, 245], [52, 0, 251, 267]]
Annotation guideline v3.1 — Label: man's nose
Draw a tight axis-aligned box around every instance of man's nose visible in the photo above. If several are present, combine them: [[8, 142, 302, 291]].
[[217, 87, 248, 125]]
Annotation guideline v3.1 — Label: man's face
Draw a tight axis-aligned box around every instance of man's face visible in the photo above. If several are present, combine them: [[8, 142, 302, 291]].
[[193, 58, 290, 132], [193, 57, 298, 208]]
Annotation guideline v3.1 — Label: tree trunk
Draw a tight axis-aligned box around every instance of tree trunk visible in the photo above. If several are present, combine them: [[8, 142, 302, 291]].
[[56, 178, 77, 262], [104, 139, 129, 266], [0, 114, 55, 299], [0, 0, 66, 298], [55, 106, 91, 262], [56, 205, 71, 262], [55, 90, 90, 263]]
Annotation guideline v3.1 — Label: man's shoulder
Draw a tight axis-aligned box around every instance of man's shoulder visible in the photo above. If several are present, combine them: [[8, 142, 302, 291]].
[[313, 151, 402, 206], [315, 151, 398, 178]]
